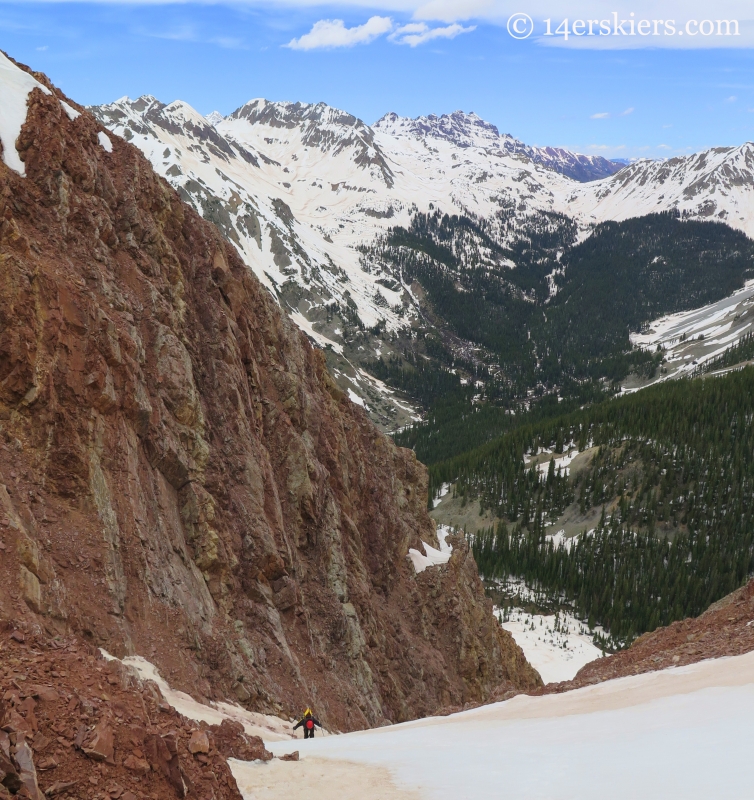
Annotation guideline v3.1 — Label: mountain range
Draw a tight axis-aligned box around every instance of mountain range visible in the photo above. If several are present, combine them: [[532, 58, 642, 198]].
[[89, 94, 754, 428], [1, 45, 754, 800]]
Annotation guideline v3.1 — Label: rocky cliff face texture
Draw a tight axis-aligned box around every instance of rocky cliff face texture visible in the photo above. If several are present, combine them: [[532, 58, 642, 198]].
[[0, 58, 540, 733]]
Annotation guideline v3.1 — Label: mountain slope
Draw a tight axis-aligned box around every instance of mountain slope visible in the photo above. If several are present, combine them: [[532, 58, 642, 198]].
[[566, 144, 754, 233], [92, 96, 607, 429], [443, 367, 754, 643], [373, 110, 625, 181], [90, 94, 754, 433], [0, 51, 541, 733]]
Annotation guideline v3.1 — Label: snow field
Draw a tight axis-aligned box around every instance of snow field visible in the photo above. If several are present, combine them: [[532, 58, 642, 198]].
[[252, 651, 754, 800], [619, 279, 754, 391], [497, 606, 604, 683]]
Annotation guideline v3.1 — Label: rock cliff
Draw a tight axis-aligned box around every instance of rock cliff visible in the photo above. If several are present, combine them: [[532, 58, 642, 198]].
[[0, 54, 540, 733]]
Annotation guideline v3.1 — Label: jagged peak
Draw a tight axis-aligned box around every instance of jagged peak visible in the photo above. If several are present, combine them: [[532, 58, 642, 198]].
[[228, 98, 374, 135], [374, 109, 512, 150]]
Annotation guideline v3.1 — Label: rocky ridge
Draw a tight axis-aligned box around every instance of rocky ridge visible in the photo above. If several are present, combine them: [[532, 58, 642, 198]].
[[0, 52, 540, 739], [373, 110, 625, 181]]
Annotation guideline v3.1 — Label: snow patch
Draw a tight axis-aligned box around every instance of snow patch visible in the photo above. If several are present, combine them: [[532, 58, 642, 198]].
[[289, 311, 343, 354], [60, 101, 80, 121], [408, 539, 452, 573], [100, 650, 295, 741], [435, 524, 453, 554], [498, 606, 603, 683], [347, 388, 366, 408], [536, 447, 578, 479], [432, 482, 450, 509], [97, 131, 113, 153]]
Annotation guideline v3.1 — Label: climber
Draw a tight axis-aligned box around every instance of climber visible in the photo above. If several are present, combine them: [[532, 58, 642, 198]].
[[293, 708, 322, 739]]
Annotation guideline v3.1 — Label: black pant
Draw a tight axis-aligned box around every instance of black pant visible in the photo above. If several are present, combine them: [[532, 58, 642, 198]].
[[304, 727, 314, 739]]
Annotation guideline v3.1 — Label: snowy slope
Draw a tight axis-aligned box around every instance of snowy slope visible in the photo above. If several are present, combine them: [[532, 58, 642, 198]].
[[213, 100, 582, 286], [238, 651, 754, 799], [616, 279, 754, 392], [91, 97, 605, 344], [374, 110, 624, 182], [499, 606, 604, 683], [565, 144, 754, 236]]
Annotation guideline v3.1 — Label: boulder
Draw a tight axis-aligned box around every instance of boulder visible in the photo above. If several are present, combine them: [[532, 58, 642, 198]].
[[82, 720, 114, 764], [188, 730, 209, 755]]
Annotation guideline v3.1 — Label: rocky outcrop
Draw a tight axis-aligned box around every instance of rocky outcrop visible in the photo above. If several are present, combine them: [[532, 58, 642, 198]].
[[0, 54, 541, 734], [0, 624, 261, 800]]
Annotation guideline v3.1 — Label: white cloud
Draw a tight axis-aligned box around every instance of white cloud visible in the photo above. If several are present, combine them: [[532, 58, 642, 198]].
[[139, 24, 246, 48], [590, 112, 610, 119], [389, 21, 475, 45], [725, 95, 738, 102], [148, 24, 196, 42], [285, 15, 393, 49], [619, 107, 634, 116], [577, 143, 628, 158]]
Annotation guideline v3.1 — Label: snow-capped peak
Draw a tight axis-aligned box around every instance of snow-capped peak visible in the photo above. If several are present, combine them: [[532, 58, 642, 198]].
[[565, 140, 754, 229], [205, 111, 224, 127], [375, 110, 510, 150], [224, 97, 395, 186], [374, 109, 624, 182], [89, 88, 754, 434]]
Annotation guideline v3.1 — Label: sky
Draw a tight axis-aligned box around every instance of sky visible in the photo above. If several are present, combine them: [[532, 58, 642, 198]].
[[2, 1, 754, 159]]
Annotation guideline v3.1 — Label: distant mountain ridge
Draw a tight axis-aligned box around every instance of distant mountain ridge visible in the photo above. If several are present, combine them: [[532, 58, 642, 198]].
[[91, 93, 754, 428], [373, 110, 625, 182]]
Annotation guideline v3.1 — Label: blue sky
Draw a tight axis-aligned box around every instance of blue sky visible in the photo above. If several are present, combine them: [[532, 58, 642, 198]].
[[2, 1, 754, 159]]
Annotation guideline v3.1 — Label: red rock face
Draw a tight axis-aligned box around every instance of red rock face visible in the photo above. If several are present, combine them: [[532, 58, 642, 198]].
[[0, 56, 540, 733], [0, 626, 262, 800]]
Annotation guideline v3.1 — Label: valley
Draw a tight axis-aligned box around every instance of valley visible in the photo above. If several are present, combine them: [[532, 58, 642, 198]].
[[86, 56, 754, 672], [90, 93, 754, 439], [2, 37, 754, 800]]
